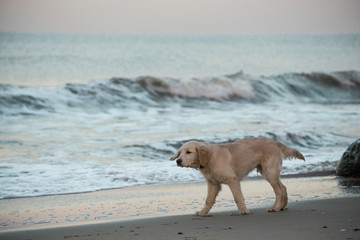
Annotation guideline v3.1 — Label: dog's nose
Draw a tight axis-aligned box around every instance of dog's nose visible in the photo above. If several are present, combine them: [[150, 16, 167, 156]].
[[176, 159, 182, 165]]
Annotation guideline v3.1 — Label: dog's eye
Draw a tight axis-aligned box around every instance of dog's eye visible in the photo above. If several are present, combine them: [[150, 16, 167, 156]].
[[186, 151, 191, 154]]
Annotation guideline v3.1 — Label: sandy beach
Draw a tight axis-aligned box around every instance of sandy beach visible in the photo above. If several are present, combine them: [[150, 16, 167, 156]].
[[1, 175, 359, 239]]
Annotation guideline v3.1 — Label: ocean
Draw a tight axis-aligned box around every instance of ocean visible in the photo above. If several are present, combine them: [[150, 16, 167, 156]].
[[0, 32, 359, 199]]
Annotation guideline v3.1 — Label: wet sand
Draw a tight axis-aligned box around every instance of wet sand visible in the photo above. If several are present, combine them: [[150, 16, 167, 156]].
[[1, 175, 360, 239]]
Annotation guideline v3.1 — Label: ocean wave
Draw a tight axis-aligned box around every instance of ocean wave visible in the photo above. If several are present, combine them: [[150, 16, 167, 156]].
[[135, 72, 255, 100], [267, 71, 360, 103], [131, 70, 360, 102], [0, 71, 359, 115]]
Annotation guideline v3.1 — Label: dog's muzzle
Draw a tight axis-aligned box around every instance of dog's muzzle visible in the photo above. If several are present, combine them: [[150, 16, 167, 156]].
[[176, 158, 182, 166]]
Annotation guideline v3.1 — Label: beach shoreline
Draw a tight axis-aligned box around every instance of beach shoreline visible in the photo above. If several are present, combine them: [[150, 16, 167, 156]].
[[2, 197, 359, 240], [1, 174, 360, 233], [0, 170, 337, 201]]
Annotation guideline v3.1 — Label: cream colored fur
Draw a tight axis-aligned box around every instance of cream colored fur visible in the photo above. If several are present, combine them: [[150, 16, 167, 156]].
[[170, 137, 305, 216]]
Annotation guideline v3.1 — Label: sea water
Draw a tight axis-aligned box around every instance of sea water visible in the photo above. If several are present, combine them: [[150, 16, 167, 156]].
[[0, 32, 359, 199]]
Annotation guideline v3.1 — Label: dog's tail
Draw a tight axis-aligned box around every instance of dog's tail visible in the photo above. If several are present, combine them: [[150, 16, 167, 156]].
[[276, 142, 305, 161]]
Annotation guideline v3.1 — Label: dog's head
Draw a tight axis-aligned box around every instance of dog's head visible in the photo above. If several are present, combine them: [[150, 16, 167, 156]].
[[170, 141, 210, 169]]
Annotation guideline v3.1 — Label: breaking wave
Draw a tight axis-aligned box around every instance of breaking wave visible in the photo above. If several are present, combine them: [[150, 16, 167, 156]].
[[1, 71, 359, 116]]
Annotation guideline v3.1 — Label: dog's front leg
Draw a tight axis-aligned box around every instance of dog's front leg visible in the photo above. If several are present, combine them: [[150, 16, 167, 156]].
[[194, 182, 221, 216], [227, 180, 249, 215]]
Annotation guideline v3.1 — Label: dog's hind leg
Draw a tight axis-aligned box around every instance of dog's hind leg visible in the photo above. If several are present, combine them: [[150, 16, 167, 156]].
[[261, 159, 288, 212], [268, 179, 287, 211], [279, 182, 288, 210]]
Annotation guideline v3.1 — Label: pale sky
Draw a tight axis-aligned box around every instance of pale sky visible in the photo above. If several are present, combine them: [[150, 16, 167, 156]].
[[0, 0, 359, 34]]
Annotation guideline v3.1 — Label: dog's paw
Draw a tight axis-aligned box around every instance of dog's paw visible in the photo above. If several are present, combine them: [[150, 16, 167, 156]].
[[194, 210, 208, 216], [239, 209, 250, 215], [267, 207, 280, 212]]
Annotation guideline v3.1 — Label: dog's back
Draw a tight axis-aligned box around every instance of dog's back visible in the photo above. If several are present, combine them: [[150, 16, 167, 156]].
[[233, 137, 305, 160]]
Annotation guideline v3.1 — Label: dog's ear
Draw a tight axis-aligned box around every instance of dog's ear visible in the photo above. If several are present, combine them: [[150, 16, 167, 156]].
[[197, 145, 210, 167], [170, 151, 180, 161]]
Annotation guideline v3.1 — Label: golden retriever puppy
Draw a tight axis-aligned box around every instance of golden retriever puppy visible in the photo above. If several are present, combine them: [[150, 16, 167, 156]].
[[170, 137, 305, 216]]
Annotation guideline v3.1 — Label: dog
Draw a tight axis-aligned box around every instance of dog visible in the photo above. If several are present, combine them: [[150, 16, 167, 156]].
[[170, 137, 305, 216]]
